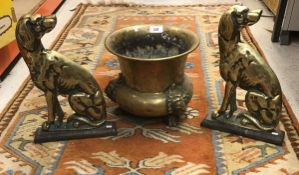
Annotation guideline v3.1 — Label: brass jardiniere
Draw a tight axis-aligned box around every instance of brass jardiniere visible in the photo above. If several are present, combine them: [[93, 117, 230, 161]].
[[105, 25, 199, 126]]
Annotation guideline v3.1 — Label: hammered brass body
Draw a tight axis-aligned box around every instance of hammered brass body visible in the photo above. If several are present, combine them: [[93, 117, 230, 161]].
[[15, 14, 107, 130], [213, 5, 282, 131], [117, 55, 186, 93], [105, 25, 199, 125]]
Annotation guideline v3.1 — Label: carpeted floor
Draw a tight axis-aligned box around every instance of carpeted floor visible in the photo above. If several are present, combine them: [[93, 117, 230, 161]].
[[0, 3, 298, 174]]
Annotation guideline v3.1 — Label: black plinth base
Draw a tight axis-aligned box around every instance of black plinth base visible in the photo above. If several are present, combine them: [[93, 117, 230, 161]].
[[201, 114, 285, 146], [34, 121, 117, 143]]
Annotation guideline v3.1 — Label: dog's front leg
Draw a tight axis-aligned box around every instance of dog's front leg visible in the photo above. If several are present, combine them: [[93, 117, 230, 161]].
[[42, 91, 56, 130], [213, 81, 235, 118], [228, 85, 237, 116], [54, 96, 64, 125], [219, 81, 235, 113]]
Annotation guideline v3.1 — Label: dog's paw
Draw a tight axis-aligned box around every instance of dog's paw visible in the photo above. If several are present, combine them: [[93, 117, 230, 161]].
[[212, 110, 225, 118], [240, 118, 250, 126], [211, 111, 219, 118], [42, 121, 51, 131]]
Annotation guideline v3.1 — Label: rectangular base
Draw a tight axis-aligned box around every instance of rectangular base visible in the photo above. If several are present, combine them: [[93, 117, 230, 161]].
[[34, 121, 117, 143], [201, 115, 285, 146]]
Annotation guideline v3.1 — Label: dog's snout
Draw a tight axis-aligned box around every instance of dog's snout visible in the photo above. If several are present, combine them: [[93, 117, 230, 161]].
[[247, 9, 262, 24], [43, 15, 57, 29], [48, 14, 57, 21]]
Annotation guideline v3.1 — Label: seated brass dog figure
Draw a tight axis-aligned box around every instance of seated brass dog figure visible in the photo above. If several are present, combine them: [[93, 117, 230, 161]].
[[213, 5, 282, 131], [16, 14, 107, 131]]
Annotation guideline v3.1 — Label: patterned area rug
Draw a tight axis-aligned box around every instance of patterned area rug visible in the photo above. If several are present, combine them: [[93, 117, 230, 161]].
[[1, 4, 299, 174]]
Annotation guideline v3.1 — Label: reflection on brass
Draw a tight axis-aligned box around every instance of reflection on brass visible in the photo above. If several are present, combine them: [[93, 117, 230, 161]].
[[16, 14, 107, 131], [213, 5, 282, 131], [105, 25, 199, 126]]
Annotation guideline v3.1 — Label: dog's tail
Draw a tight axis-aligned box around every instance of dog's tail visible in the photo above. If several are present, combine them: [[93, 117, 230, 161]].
[[67, 114, 105, 128], [239, 113, 276, 131]]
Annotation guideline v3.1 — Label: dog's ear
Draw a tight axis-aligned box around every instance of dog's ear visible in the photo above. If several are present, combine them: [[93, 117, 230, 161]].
[[218, 12, 236, 41], [16, 17, 36, 51]]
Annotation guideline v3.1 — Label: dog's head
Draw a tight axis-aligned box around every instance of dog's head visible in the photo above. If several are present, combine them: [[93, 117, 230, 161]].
[[219, 5, 262, 41], [230, 5, 262, 28], [16, 14, 57, 51]]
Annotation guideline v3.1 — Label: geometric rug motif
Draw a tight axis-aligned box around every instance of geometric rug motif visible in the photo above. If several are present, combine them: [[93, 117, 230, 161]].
[[0, 4, 298, 175]]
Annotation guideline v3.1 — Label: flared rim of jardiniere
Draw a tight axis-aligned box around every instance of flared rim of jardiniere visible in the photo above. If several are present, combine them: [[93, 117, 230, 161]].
[[105, 25, 199, 61]]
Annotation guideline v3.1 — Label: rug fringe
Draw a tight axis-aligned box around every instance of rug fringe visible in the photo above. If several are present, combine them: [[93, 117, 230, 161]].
[[0, 77, 33, 134]]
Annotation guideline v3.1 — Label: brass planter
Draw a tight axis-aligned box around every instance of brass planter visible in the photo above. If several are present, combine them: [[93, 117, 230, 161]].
[[105, 25, 199, 123]]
